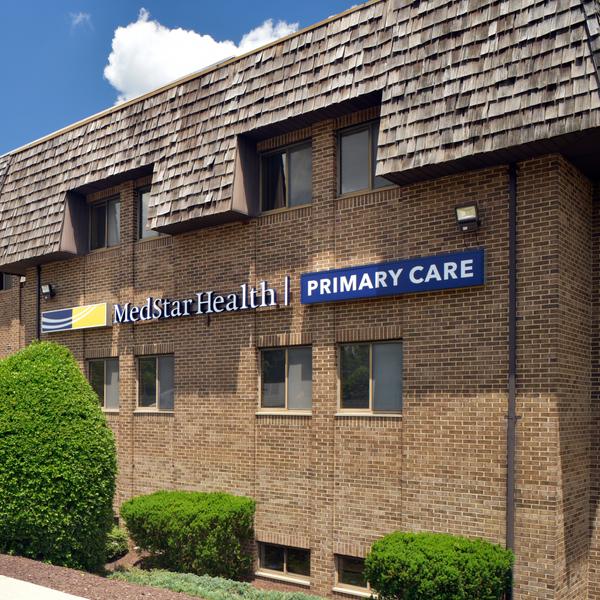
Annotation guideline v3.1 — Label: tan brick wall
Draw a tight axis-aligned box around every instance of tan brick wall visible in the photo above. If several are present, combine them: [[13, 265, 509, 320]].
[[1, 111, 596, 599], [0, 276, 22, 358]]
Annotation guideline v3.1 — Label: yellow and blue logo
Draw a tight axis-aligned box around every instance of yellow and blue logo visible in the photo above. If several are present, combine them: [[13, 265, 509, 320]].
[[41, 303, 109, 334]]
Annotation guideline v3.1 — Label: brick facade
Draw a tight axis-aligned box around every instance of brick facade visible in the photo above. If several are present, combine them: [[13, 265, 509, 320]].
[[0, 113, 597, 600]]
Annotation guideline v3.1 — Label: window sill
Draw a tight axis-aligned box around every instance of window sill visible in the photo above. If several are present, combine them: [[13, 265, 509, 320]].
[[256, 410, 312, 417], [134, 410, 174, 415], [102, 409, 120, 414], [335, 412, 402, 419], [336, 184, 397, 201], [259, 203, 312, 217], [255, 570, 310, 587], [332, 586, 372, 598], [88, 244, 121, 255]]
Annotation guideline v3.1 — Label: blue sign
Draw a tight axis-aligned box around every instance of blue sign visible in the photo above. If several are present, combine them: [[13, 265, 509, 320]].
[[300, 249, 485, 304]]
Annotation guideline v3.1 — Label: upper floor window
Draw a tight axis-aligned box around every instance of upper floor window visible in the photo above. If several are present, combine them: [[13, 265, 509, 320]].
[[138, 188, 159, 240], [339, 341, 402, 413], [138, 355, 174, 411], [261, 346, 312, 411], [90, 197, 120, 250], [88, 358, 119, 411], [0, 273, 13, 291], [338, 121, 389, 195], [261, 142, 312, 212]]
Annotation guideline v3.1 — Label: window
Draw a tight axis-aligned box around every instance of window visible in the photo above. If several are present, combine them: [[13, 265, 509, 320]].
[[335, 556, 370, 592], [258, 543, 310, 580], [138, 355, 174, 411], [88, 358, 119, 410], [261, 346, 312, 410], [339, 342, 402, 412], [261, 142, 312, 211], [90, 197, 120, 250], [138, 188, 159, 240], [0, 273, 13, 291], [338, 121, 389, 195]]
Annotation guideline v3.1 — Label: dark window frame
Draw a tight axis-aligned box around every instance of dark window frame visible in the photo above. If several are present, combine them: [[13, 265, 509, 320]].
[[338, 341, 403, 413], [259, 140, 313, 213], [89, 195, 121, 251], [0, 273, 13, 291], [258, 542, 311, 580], [335, 555, 370, 592], [137, 354, 175, 412], [88, 357, 120, 411], [137, 186, 161, 240], [337, 120, 391, 196], [260, 346, 313, 411]]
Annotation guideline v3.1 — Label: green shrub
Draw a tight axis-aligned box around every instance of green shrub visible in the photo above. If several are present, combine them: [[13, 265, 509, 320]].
[[365, 532, 513, 600], [120, 490, 256, 579], [106, 525, 129, 562], [0, 341, 117, 571], [110, 568, 324, 600]]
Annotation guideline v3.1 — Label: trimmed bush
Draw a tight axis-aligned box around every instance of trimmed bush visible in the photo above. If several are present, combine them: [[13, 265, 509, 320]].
[[365, 532, 513, 600], [106, 525, 129, 562], [110, 568, 324, 600], [0, 341, 117, 571], [120, 490, 256, 579]]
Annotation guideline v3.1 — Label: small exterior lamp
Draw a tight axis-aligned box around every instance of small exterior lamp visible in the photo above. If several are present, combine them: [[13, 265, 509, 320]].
[[41, 283, 56, 300], [455, 204, 480, 232]]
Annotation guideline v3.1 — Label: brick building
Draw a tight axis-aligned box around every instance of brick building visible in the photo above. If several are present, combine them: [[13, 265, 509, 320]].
[[1, 1, 600, 598]]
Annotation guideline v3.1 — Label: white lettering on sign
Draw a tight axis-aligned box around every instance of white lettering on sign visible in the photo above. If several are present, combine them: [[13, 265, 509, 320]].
[[113, 277, 290, 324]]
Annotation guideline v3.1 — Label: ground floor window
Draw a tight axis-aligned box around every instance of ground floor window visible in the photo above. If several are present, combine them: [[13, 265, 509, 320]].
[[261, 346, 312, 410], [88, 358, 119, 410], [258, 543, 310, 580], [335, 555, 370, 593], [339, 341, 402, 412], [138, 355, 174, 411]]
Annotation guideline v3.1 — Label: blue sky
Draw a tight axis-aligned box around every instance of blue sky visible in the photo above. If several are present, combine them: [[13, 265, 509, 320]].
[[0, 1, 357, 155]]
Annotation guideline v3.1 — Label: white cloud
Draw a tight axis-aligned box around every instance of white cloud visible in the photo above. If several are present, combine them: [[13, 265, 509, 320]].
[[70, 12, 92, 29], [104, 8, 298, 103]]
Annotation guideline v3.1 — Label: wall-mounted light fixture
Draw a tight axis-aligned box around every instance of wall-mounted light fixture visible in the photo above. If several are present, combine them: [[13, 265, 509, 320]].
[[455, 204, 480, 233], [40, 283, 56, 300]]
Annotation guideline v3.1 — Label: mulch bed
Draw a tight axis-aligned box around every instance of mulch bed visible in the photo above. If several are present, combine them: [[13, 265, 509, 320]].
[[0, 554, 200, 600], [0, 552, 311, 599]]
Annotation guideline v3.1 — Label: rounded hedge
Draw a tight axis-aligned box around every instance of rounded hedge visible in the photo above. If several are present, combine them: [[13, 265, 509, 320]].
[[120, 490, 256, 579], [364, 532, 513, 600], [0, 341, 117, 571]]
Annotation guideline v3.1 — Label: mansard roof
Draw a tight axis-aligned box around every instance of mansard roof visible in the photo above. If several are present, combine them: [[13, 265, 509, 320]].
[[1, 0, 600, 271]]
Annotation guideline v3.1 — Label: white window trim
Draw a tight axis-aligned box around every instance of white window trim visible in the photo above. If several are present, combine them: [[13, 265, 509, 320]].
[[257, 543, 311, 584], [334, 556, 372, 597]]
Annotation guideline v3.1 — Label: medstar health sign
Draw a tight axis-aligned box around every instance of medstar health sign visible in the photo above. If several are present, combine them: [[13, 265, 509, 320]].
[[300, 249, 485, 304], [40, 250, 484, 332]]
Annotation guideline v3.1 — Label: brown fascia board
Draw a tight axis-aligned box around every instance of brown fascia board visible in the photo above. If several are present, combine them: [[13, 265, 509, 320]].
[[154, 210, 251, 235], [0, 252, 79, 276]]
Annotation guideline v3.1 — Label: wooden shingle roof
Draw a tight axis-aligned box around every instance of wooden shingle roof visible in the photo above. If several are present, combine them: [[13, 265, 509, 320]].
[[1, 0, 600, 270]]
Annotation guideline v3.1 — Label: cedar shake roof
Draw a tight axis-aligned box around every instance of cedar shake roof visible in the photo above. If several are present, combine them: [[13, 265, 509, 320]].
[[1, 0, 600, 271]]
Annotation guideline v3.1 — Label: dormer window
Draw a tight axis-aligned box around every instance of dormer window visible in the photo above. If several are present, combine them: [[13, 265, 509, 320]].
[[338, 121, 389, 195], [261, 142, 312, 212], [90, 196, 120, 250]]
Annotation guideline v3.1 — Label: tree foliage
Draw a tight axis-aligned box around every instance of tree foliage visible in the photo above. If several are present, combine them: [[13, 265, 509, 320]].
[[0, 342, 117, 570]]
